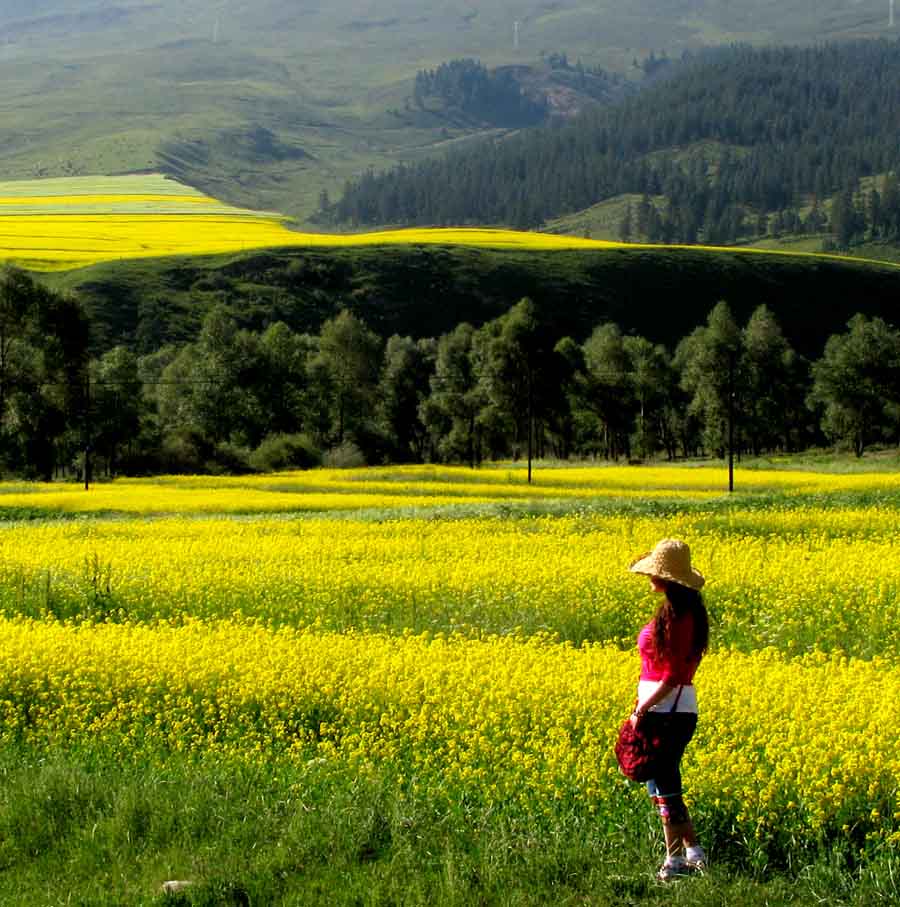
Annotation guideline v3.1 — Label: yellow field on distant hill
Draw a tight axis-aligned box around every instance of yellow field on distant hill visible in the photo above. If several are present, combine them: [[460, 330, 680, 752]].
[[1, 174, 895, 272], [0, 173, 631, 271]]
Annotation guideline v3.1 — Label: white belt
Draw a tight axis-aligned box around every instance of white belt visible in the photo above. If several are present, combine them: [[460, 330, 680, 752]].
[[638, 680, 697, 714]]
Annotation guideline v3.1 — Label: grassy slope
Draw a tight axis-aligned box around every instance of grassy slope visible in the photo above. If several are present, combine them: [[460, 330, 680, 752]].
[[545, 148, 900, 266], [42, 242, 900, 356], [1, 1, 897, 220]]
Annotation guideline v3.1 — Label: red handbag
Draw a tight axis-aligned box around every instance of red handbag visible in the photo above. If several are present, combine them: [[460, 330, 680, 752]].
[[614, 687, 683, 782]]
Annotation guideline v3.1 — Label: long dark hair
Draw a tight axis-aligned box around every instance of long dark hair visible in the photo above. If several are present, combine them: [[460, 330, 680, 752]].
[[652, 580, 709, 663]]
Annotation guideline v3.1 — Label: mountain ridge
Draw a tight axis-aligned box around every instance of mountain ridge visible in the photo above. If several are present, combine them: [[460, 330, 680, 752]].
[[1, 2, 898, 218], [324, 40, 900, 258]]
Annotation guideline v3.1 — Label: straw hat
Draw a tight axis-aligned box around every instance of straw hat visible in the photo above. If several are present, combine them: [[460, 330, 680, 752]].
[[628, 538, 705, 590]]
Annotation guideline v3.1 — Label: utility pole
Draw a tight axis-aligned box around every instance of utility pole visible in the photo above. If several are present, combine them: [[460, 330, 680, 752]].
[[727, 353, 735, 493], [83, 374, 92, 491], [514, 20, 520, 50], [527, 368, 534, 484]]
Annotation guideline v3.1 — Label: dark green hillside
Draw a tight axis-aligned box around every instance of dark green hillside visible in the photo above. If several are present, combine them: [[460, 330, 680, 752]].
[[326, 40, 900, 251], [50, 245, 900, 356]]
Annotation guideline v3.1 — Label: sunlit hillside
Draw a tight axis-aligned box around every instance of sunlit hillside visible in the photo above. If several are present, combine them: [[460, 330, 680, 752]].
[[5, 173, 899, 272], [0, 173, 633, 270]]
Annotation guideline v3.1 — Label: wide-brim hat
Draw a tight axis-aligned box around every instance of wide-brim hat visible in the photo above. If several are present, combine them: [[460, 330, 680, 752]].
[[628, 538, 705, 590]]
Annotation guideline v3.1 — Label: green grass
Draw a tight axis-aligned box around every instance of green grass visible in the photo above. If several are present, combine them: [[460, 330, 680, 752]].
[[0, 745, 895, 907], [545, 171, 900, 269], [545, 193, 651, 240], [740, 447, 900, 472]]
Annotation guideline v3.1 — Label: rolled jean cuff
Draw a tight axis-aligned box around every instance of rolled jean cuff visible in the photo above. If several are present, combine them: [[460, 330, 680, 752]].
[[646, 774, 682, 799]]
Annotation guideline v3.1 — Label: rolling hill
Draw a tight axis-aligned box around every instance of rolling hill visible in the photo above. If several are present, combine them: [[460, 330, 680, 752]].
[[4, 173, 897, 362], [45, 240, 900, 360], [1, 1, 898, 220]]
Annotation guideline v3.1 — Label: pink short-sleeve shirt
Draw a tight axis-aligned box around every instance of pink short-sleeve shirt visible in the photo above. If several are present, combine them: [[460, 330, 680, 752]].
[[638, 613, 701, 686]]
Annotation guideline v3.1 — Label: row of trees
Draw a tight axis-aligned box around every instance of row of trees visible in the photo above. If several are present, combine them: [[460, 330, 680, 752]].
[[618, 174, 900, 247], [87, 298, 900, 478], [3, 267, 899, 479], [323, 42, 900, 245]]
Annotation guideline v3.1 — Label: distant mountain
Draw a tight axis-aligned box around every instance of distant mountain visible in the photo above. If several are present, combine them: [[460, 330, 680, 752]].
[[1, 2, 897, 219], [325, 40, 900, 257]]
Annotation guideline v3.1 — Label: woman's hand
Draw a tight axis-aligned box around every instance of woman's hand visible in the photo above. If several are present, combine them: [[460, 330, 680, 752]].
[[629, 708, 644, 728]]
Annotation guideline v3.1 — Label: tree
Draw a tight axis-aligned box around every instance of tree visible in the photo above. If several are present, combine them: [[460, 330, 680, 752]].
[[808, 315, 900, 456], [90, 346, 143, 475], [257, 322, 315, 438], [578, 323, 634, 460], [187, 306, 266, 448], [546, 336, 583, 460], [419, 323, 487, 466], [378, 335, 436, 462], [0, 267, 39, 427], [479, 298, 561, 463], [311, 310, 382, 451], [623, 335, 674, 460], [742, 306, 803, 454], [676, 301, 742, 457], [0, 267, 90, 478], [156, 344, 208, 468], [830, 189, 864, 248]]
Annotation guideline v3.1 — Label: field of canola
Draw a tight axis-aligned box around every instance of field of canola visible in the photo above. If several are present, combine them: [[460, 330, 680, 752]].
[[0, 462, 898, 862], [2, 173, 890, 273], [0, 174, 631, 272]]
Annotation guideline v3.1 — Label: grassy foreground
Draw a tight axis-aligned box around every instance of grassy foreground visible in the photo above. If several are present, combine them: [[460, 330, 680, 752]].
[[0, 460, 898, 905], [2, 747, 897, 907]]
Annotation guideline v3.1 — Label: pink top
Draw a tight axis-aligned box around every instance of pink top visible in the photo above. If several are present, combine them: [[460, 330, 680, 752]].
[[638, 614, 701, 686]]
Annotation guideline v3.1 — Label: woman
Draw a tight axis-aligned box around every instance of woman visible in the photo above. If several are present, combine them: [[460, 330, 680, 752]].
[[628, 538, 709, 880]]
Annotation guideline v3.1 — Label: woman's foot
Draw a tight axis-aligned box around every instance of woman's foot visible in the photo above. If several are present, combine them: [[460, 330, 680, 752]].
[[656, 857, 691, 881], [685, 844, 707, 872]]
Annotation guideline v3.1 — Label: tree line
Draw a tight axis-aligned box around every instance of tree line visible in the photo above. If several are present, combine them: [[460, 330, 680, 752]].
[[321, 41, 900, 248], [4, 267, 898, 481]]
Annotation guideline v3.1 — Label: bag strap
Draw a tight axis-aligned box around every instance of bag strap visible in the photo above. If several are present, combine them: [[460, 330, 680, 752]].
[[668, 684, 684, 713]]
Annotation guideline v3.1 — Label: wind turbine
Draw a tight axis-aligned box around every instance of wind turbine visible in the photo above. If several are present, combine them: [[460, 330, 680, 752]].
[[213, 1, 228, 44]]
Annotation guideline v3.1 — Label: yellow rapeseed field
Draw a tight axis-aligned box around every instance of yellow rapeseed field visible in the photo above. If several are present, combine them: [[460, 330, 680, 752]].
[[0, 617, 896, 842], [0, 174, 629, 271], [0, 462, 897, 847], [1, 463, 899, 514], [3, 174, 895, 271], [1, 501, 899, 654]]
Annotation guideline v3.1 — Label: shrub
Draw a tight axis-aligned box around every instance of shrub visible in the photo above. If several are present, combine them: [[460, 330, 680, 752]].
[[321, 441, 366, 469], [207, 441, 253, 475], [249, 434, 321, 472], [159, 430, 207, 474]]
